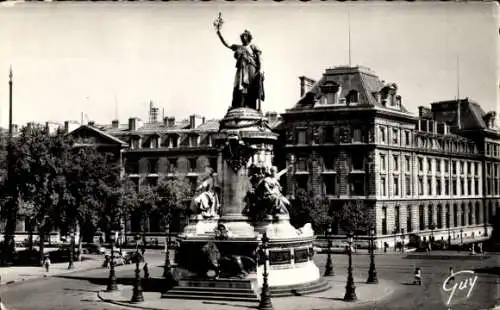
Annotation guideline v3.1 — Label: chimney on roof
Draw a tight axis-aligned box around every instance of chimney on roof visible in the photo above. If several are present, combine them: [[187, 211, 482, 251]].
[[202, 117, 206, 124], [128, 117, 137, 131], [167, 117, 175, 127], [88, 121, 95, 127], [189, 115, 196, 129], [299, 76, 316, 97], [112, 120, 119, 129], [64, 121, 69, 133], [265, 111, 278, 123]]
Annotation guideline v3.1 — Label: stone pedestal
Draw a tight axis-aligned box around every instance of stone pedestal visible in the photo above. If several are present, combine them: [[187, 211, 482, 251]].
[[182, 216, 220, 237]]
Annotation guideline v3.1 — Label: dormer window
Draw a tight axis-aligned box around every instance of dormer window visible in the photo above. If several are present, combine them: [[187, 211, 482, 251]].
[[151, 136, 159, 148], [319, 81, 340, 105], [346, 90, 359, 105]]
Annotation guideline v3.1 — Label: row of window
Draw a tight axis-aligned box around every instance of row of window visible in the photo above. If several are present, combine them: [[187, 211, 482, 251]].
[[127, 135, 213, 150], [380, 202, 497, 235], [486, 142, 500, 158], [125, 157, 217, 175], [379, 126, 411, 146], [379, 174, 483, 197]]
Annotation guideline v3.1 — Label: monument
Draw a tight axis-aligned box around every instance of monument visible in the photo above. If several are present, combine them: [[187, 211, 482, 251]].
[[164, 13, 329, 301]]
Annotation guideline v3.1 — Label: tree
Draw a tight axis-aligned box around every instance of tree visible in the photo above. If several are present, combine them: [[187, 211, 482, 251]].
[[332, 199, 372, 237], [155, 176, 192, 231], [288, 188, 333, 235]]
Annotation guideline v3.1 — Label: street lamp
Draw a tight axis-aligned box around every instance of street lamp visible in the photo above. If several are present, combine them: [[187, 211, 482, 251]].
[[163, 217, 173, 292], [258, 232, 273, 310], [131, 234, 144, 303], [106, 231, 118, 292], [344, 231, 357, 301], [367, 227, 378, 284], [68, 228, 75, 270], [324, 226, 334, 277]]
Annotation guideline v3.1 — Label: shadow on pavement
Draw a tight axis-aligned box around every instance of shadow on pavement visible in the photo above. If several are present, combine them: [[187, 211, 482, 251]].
[[55, 275, 165, 292], [201, 300, 256, 309], [474, 266, 500, 275]]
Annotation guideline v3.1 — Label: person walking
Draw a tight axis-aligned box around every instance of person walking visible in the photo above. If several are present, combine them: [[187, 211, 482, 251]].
[[143, 263, 150, 280], [414, 267, 422, 285], [43, 255, 51, 272]]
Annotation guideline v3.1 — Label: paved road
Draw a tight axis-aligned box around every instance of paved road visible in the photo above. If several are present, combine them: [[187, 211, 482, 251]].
[[0, 250, 498, 310]]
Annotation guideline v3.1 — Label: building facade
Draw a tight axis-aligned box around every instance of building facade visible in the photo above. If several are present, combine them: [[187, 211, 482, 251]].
[[282, 66, 498, 247]]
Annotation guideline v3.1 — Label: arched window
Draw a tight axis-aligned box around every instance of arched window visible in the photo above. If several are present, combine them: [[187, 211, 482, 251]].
[[428, 204, 434, 229], [461, 204, 466, 226], [468, 203, 473, 226], [475, 202, 481, 225], [445, 204, 450, 228], [419, 205, 425, 230], [437, 205, 443, 229], [407, 205, 412, 232]]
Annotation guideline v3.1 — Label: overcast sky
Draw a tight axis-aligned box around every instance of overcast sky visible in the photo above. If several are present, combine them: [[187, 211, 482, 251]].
[[0, 2, 498, 128]]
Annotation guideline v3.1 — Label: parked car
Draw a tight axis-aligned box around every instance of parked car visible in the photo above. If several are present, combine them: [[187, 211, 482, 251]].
[[81, 243, 106, 255]]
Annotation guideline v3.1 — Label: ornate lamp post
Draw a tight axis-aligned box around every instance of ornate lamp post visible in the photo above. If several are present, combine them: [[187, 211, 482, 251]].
[[344, 231, 357, 302], [131, 234, 144, 303], [324, 226, 334, 276], [367, 227, 378, 284], [258, 232, 273, 310], [68, 228, 75, 269], [163, 217, 173, 291], [106, 231, 118, 292]]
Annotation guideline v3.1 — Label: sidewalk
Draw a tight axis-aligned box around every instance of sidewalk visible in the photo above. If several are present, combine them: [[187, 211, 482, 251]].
[[0, 256, 103, 286], [98, 275, 398, 310], [315, 247, 417, 255]]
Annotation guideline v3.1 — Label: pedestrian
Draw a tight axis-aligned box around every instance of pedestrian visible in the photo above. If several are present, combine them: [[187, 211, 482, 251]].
[[448, 267, 455, 283], [143, 263, 150, 280], [384, 242, 388, 253], [43, 255, 51, 272], [99, 236, 104, 245], [478, 242, 483, 254], [414, 267, 422, 285], [103, 255, 110, 268]]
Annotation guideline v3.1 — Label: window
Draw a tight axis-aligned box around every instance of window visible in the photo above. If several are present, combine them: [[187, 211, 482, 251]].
[[437, 205, 443, 229], [468, 203, 473, 225], [380, 154, 386, 171], [188, 158, 197, 172], [436, 179, 441, 196], [405, 131, 410, 146], [324, 126, 334, 143], [445, 204, 450, 228], [419, 205, 425, 230], [352, 154, 364, 170], [393, 155, 399, 171], [297, 158, 308, 172], [148, 158, 158, 174], [467, 179, 472, 195], [467, 162, 471, 175], [427, 159, 432, 173], [487, 163, 491, 176], [453, 204, 458, 227], [392, 128, 398, 144], [406, 205, 412, 232], [474, 179, 479, 195], [444, 160, 449, 173], [380, 176, 386, 196], [395, 206, 400, 233], [428, 205, 434, 229], [460, 178, 465, 196], [380, 127, 386, 143], [297, 130, 307, 144], [474, 162, 479, 176], [349, 175, 365, 195], [436, 159, 441, 173], [418, 177, 424, 195], [323, 156, 334, 170], [405, 156, 411, 172], [405, 176, 411, 196], [452, 161, 457, 174], [460, 204, 466, 226], [418, 158, 424, 172], [452, 179, 457, 196], [445, 179, 450, 195], [393, 177, 399, 196], [427, 177, 432, 195], [475, 203, 480, 225], [460, 162, 464, 175], [189, 135, 198, 147], [346, 90, 359, 104], [382, 207, 388, 234], [352, 128, 362, 143], [151, 136, 159, 148], [323, 176, 336, 195]]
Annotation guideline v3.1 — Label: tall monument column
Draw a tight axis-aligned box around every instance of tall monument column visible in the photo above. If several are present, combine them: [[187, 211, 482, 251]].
[[214, 107, 277, 237]]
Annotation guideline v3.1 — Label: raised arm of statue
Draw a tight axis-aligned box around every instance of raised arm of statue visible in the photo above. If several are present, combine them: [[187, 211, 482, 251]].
[[216, 30, 232, 50]]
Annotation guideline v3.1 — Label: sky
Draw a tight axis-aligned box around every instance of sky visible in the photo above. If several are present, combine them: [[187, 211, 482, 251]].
[[0, 1, 498, 128]]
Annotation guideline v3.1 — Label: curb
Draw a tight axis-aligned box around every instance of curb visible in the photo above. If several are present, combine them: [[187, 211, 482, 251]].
[[98, 288, 164, 310], [0, 261, 102, 287]]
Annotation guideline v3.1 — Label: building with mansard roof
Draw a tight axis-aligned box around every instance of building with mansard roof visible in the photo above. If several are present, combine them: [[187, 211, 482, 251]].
[[282, 65, 499, 248]]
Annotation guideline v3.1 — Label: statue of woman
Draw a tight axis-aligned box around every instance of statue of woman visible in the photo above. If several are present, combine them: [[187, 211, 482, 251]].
[[214, 13, 265, 111]]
